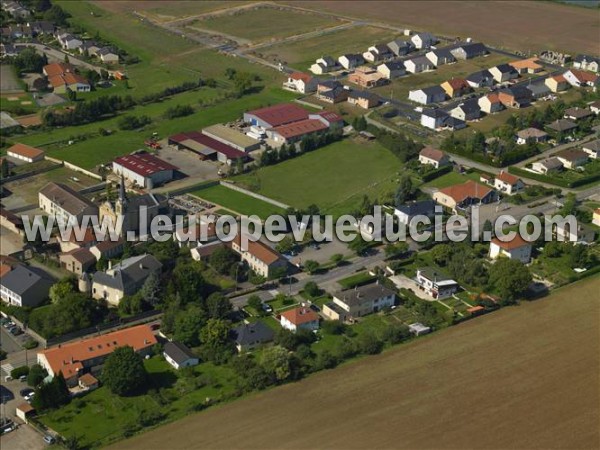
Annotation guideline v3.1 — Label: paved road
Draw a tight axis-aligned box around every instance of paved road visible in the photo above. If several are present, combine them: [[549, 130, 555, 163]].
[[15, 42, 104, 73]]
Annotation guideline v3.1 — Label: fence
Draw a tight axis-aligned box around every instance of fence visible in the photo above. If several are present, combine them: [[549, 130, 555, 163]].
[[220, 181, 290, 209], [45, 156, 103, 181], [1, 162, 61, 183]]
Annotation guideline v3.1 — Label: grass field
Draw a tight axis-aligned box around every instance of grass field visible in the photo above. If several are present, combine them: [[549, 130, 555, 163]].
[[423, 171, 482, 189], [94, 1, 247, 22], [234, 138, 401, 216], [114, 276, 600, 449], [191, 184, 286, 219]]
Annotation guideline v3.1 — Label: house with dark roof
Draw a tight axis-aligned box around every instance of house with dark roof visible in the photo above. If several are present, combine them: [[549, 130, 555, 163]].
[[555, 148, 588, 169], [377, 61, 405, 80], [516, 127, 548, 145], [489, 64, 519, 83], [404, 56, 435, 74], [0, 265, 54, 308], [425, 48, 455, 66], [394, 199, 437, 225], [338, 53, 364, 70], [466, 70, 494, 88], [478, 92, 504, 113], [564, 107, 593, 121], [531, 157, 564, 174], [232, 321, 274, 352], [163, 341, 199, 369], [498, 86, 532, 109], [411, 32, 437, 49], [387, 39, 412, 56], [408, 85, 446, 105], [573, 54, 600, 72], [310, 56, 339, 75], [168, 131, 248, 164], [39, 182, 98, 226], [316, 83, 349, 104], [450, 99, 481, 121], [420, 108, 449, 130], [324, 283, 396, 322], [363, 44, 393, 63], [582, 139, 600, 159], [443, 116, 466, 131], [449, 42, 488, 60], [526, 82, 551, 99], [546, 119, 578, 136]]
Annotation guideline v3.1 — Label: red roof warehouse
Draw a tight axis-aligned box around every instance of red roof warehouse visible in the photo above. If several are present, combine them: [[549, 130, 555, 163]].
[[112, 152, 178, 189], [243, 103, 309, 128], [168, 131, 248, 164]]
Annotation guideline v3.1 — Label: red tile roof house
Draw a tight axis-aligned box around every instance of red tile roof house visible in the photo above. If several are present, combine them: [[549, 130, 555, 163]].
[[489, 235, 533, 264], [283, 72, 318, 94], [37, 324, 157, 386], [112, 152, 178, 189], [230, 234, 287, 278], [494, 171, 525, 195], [418, 146, 451, 168], [279, 306, 320, 333], [6, 143, 45, 163], [433, 180, 497, 212], [563, 69, 599, 88]]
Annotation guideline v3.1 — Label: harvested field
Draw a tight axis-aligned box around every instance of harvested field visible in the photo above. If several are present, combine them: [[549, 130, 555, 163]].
[[114, 276, 600, 450], [285, 1, 600, 54], [0, 65, 22, 94]]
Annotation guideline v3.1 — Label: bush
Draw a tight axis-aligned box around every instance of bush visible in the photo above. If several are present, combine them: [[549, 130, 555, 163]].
[[27, 364, 47, 387], [23, 339, 39, 350], [10, 365, 30, 379]]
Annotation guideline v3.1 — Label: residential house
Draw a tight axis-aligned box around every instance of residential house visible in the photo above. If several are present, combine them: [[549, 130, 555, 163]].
[[419, 146, 450, 168], [362, 44, 393, 63], [59, 248, 96, 275], [89, 238, 124, 261], [97, 47, 119, 64], [28, 21, 54, 35], [466, 69, 494, 88], [232, 321, 274, 352], [509, 58, 543, 74], [37, 324, 157, 385], [546, 119, 578, 136], [310, 56, 338, 75], [410, 32, 437, 49], [545, 74, 570, 93], [91, 254, 162, 306], [478, 92, 504, 113], [573, 54, 600, 72], [415, 268, 459, 299], [347, 66, 388, 88], [494, 171, 525, 195], [433, 180, 496, 211], [57, 33, 82, 50], [163, 341, 199, 370], [582, 139, 600, 159], [387, 39, 412, 57], [489, 235, 533, 264], [404, 56, 435, 74], [450, 99, 481, 121], [6, 142, 44, 163], [338, 53, 364, 70], [59, 227, 99, 253], [347, 90, 379, 109], [526, 82, 551, 99], [283, 72, 317, 94], [441, 77, 470, 98], [489, 64, 519, 83], [0, 265, 53, 308], [516, 127, 548, 145], [564, 107, 593, 121], [4, 1, 30, 18], [554, 222, 596, 244], [79, 40, 101, 56], [48, 72, 91, 93], [279, 306, 319, 333], [112, 152, 178, 189], [230, 235, 287, 278], [425, 48, 455, 66], [449, 42, 488, 60], [316, 81, 348, 104], [590, 100, 600, 114], [498, 86, 532, 108], [174, 220, 218, 248], [592, 208, 600, 226], [443, 116, 466, 131], [563, 69, 599, 88], [408, 85, 446, 105], [377, 61, 405, 80], [531, 157, 563, 174], [323, 283, 396, 322], [39, 182, 98, 226], [394, 199, 437, 225], [420, 108, 449, 130], [555, 148, 588, 169]]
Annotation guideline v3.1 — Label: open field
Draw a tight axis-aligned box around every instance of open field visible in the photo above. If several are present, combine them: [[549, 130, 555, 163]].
[[234, 138, 400, 215], [114, 275, 600, 450], [286, 1, 600, 54], [0, 65, 22, 93], [255, 25, 397, 70], [93, 1, 247, 22], [422, 171, 482, 189]]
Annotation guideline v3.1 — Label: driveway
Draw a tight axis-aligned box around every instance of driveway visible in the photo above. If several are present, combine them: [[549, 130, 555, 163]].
[[0, 422, 45, 450], [389, 274, 433, 300]]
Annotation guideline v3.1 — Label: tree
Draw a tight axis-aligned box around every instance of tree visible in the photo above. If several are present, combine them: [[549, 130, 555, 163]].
[[205, 292, 232, 320], [172, 262, 207, 304], [357, 331, 384, 355], [1, 157, 9, 178], [321, 320, 346, 335], [49, 278, 74, 304], [394, 173, 414, 206], [330, 253, 344, 266], [384, 241, 409, 259], [431, 244, 452, 266], [488, 259, 532, 304], [303, 281, 320, 298], [232, 71, 253, 96], [27, 364, 47, 387], [44, 4, 70, 26], [304, 260, 320, 274], [32, 373, 70, 411], [224, 67, 237, 80], [260, 345, 292, 382], [13, 48, 47, 73], [199, 319, 233, 363], [247, 295, 265, 316], [101, 346, 148, 396], [173, 304, 206, 346], [209, 246, 238, 275], [140, 272, 160, 306], [348, 235, 370, 256], [276, 236, 295, 254], [118, 292, 145, 315]]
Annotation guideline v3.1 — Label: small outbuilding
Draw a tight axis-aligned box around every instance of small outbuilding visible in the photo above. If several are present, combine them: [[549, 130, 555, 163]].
[[163, 341, 199, 370]]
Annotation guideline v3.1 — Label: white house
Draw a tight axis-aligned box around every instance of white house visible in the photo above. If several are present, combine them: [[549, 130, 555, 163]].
[[421, 108, 449, 130], [394, 199, 437, 225], [112, 152, 177, 189], [555, 149, 589, 169], [415, 268, 459, 299], [411, 32, 436, 49], [516, 128, 548, 145], [425, 49, 455, 66], [531, 157, 563, 174], [404, 56, 435, 74], [338, 53, 364, 70], [283, 72, 317, 94], [377, 61, 405, 80], [163, 341, 199, 370], [408, 85, 446, 105], [310, 56, 338, 75], [0, 265, 53, 308], [494, 171, 525, 195], [6, 143, 45, 163], [582, 139, 600, 159], [279, 306, 319, 333], [57, 33, 82, 50], [419, 146, 450, 167], [478, 93, 504, 114], [592, 208, 600, 226], [563, 69, 599, 88], [489, 236, 532, 264], [323, 284, 396, 322]]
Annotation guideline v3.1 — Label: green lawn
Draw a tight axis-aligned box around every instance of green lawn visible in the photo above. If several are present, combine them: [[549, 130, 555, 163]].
[[337, 272, 376, 289], [234, 138, 401, 216], [423, 171, 482, 189], [191, 184, 286, 220]]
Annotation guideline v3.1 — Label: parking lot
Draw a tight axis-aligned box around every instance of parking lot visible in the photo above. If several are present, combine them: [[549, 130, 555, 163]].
[[156, 145, 221, 181], [0, 421, 45, 450]]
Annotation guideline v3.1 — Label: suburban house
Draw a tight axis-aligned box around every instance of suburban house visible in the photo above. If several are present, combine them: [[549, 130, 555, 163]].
[[362, 44, 393, 63], [58, 227, 99, 253], [394, 199, 437, 225], [420, 108, 449, 130], [466, 70, 494, 88], [546, 119, 578, 136], [489, 235, 533, 264], [57, 32, 82, 50], [80, 40, 101, 56], [232, 321, 274, 352], [404, 56, 435, 74], [444, 116, 466, 131], [582, 139, 600, 159], [347, 90, 379, 109], [531, 157, 564, 174], [563, 69, 599, 88], [494, 171, 524, 195], [43, 63, 90, 93], [316, 81, 349, 104], [526, 83, 551, 99], [425, 48, 455, 66], [449, 42, 488, 60], [202, 124, 261, 152], [6, 142, 44, 163], [113, 152, 178, 189], [347, 66, 388, 88], [450, 99, 481, 121], [516, 127, 548, 145], [338, 53, 364, 70], [573, 54, 600, 72], [230, 235, 287, 278], [419, 146, 450, 168], [39, 182, 99, 226], [545, 74, 570, 93], [564, 107, 593, 121], [590, 100, 600, 114], [97, 47, 119, 64], [498, 86, 532, 109], [410, 32, 437, 49], [90, 254, 162, 305], [433, 180, 496, 211], [37, 324, 157, 386], [408, 85, 446, 104], [310, 56, 338, 75], [415, 268, 459, 299], [0, 265, 53, 308], [163, 341, 199, 370], [478, 92, 504, 113], [59, 248, 96, 275], [489, 64, 519, 83], [509, 58, 543, 74], [323, 283, 396, 322], [90, 239, 125, 261], [377, 61, 405, 79], [387, 39, 412, 56], [279, 306, 319, 333], [441, 77, 470, 98], [555, 148, 588, 169], [283, 72, 318, 94], [592, 208, 600, 226]]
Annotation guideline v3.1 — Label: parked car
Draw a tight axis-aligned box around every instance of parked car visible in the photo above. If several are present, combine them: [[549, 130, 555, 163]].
[[261, 303, 273, 314], [19, 388, 33, 398], [19, 375, 27, 383], [43, 435, 55, 445], [9, 327, 22, 336]]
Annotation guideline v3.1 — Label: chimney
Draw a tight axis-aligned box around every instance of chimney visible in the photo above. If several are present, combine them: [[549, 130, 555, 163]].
[[108, 260, 112, 270]]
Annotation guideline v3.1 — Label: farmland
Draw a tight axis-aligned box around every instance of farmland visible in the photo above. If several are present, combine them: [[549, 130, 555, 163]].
[[113, 276, 600, 450], [93, 1, 247, 22], [234, 138, 401, 216]]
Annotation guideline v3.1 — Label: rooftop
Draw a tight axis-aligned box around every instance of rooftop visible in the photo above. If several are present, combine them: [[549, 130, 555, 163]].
[[438, 180, 493, 203], [491, 235, 532, 250], [246, 103, 309, 127], [333, 283, 396, 308], [39, 182, 96, 216], [163, 341, 197, 364], [7, 142, 44, 159], [269, 118, 327, 139], [420, 146, 447, 161], [280, 306, 319, 326], [114, 152, 178, 177]]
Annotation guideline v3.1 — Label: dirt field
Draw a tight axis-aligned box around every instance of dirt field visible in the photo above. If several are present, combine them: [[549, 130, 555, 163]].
[[0, 65, 22, 94], [114, 276, 600, 450], [285, 1, 600, 55]]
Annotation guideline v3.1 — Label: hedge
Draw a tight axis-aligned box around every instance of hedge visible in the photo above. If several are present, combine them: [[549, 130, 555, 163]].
[[508, 166, 600, 188], [10, 365, 30, 379], [420, 164, 453, 182], [338, 272, 376, 289]]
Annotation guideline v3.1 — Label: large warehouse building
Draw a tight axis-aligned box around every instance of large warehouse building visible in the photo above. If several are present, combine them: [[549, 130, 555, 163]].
[[243, 103, 309, 128], [202, 124, 261, 152], [112, 152, 178, 189], [168, 132, 248, 165]]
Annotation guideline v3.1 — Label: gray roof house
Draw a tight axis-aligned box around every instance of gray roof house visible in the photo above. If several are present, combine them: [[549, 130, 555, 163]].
[[232, 321, 275, 352], [466, 70, 494, 88], [394, 199, 437, 225], [163, 341, 199, 369], [526, 82, 551, 99], [0, 265, 54, 308], [582, 139, 600, 158], [387, 39, 412, 56], [39, 182, 98, 225], [425, 48, 455, 66], [450, 98, 481, 121], [450, 42, 488, 60], [324, 283, 396, 321]]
